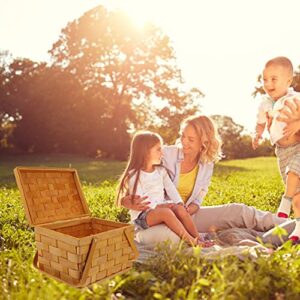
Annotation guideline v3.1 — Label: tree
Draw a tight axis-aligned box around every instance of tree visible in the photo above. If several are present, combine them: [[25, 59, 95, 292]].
[[49, 5, 202, 157], [211, 115, 244, 159], [2, 58, 114, 155], [210, 115, 274, 159], [0, 6, 203, 158], [0, 50, 15, 151]]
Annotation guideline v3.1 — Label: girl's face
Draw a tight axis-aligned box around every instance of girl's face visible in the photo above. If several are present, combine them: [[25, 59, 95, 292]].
[[180, 125, 202, 156], [147, 142, 162, 165]]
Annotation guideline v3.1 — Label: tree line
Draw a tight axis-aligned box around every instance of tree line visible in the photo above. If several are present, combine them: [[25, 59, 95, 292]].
[[1, 5, 299, 160]]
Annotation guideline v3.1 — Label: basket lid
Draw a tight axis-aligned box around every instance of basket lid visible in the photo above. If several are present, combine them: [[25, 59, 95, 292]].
[[14, 167, 90, 226]]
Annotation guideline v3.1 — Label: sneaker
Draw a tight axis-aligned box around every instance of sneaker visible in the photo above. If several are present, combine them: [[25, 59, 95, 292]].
[[289, 236, 300, 245], [277, 212, 289, 218]]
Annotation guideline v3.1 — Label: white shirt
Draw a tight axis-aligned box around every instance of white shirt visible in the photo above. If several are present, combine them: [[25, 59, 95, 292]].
[[128, 166, 183, 221], [256, 97, 275, 125], [270, 89, 300, 145], [257, 88, 300, 145]]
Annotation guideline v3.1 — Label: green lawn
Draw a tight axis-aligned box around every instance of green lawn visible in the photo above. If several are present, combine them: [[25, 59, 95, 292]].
[[0, 154, 126, 185], [1, 154, 300, 300]]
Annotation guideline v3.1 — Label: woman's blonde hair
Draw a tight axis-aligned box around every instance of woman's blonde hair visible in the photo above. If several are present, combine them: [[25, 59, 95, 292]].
[[116, 131, 162, 206], [180, 115, 222, 163]]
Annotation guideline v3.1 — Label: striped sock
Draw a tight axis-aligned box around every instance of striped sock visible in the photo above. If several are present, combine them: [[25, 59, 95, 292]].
[[277, 196, 292, 218], [289, 217, 300, 243]]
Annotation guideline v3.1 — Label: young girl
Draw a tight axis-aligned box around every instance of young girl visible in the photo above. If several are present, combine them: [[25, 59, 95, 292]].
[[116, 130, 214, 247]]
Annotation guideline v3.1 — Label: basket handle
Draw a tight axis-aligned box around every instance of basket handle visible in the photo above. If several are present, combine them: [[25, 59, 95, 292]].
[[79, 237, 98, 285], [79, 228, 138, 285], [33, 251, 39, 269], [124, 228, 139, 259]]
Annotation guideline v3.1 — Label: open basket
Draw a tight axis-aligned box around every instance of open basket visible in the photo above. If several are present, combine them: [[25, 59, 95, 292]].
[[14, 167, 138, 287]]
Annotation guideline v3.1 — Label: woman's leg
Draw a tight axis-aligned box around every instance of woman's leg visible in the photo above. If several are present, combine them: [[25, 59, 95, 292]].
[[135, 224, 180, 245], [146, 207, 197, 245], [192, 203, 287, 232]]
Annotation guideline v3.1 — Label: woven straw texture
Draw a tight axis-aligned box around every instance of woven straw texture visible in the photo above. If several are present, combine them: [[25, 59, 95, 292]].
[[14, 167, 89, 225], [14, 167, 138, 287], [35, 219, 136, 286]]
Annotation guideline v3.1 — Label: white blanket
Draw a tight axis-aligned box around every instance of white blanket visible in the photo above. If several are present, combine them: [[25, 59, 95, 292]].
[[135, 228, 272, 263]]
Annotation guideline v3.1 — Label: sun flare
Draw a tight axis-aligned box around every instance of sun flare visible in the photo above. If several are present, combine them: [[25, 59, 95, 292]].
[[115, 0, 169, 29]]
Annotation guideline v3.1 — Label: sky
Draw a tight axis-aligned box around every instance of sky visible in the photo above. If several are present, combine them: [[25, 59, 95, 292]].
[[1, 0, 300, 132]]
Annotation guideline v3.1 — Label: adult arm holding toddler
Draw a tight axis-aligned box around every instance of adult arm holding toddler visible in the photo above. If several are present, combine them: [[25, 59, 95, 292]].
[[277, 97, 300, 137]]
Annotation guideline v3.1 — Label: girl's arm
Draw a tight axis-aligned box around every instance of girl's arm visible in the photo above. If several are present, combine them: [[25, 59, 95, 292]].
[[121, 173, 150, 211]]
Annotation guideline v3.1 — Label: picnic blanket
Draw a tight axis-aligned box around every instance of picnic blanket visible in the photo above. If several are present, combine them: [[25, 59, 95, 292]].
[[135, 228, 272, 263]]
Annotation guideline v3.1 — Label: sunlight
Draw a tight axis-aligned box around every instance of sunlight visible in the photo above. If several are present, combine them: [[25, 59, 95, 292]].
[[121, 2, 150, 28], [2, 0, 300, 131], [115, 0, 171, 30]]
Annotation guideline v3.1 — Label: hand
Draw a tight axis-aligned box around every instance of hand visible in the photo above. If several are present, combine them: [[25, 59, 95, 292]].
[[283, 120, 300, 137], [186, 203, 199, 215], [277, 97, 300, 123], [121, 195, 150, 211], [251, 134, 261, 150]]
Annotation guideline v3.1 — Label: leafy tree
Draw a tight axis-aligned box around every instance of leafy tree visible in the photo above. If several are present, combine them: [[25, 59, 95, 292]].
[[49, 5, 202, 156], [211, 115, 244, 159], [0, 6, 203, 158], [0, 51, 15, 150], [211, 115, 274, 159], [1, 58, 112, 155]]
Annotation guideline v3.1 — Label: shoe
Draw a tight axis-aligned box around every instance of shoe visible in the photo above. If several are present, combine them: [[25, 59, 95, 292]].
[[289, 236, 300, 245], [277, 212, 289, 218]]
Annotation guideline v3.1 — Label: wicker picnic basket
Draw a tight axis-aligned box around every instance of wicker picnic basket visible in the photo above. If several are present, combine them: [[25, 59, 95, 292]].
[[14, 167, 138, 287]]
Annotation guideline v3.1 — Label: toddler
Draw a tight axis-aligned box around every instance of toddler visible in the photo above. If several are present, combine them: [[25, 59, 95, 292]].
[[253, 56, 300, 242]]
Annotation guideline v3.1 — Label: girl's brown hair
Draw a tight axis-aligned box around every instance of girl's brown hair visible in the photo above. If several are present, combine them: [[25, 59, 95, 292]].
[[116, 131, 162, 206], [180, 115, 222, 163]]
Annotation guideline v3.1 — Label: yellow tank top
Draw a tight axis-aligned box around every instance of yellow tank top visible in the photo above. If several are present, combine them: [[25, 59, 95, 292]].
[[177, 166, 199, 203]]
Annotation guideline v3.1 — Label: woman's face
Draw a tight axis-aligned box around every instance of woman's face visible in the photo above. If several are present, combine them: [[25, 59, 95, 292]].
[[180, 125, 202, 156]]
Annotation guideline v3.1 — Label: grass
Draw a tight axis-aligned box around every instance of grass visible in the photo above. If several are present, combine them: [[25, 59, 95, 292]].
[[1, 154, 300, 299], [0, 153, 126, 185]]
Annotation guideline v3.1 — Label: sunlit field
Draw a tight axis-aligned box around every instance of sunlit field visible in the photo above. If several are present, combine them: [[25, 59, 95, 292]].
[[2, 155, 300, 299]]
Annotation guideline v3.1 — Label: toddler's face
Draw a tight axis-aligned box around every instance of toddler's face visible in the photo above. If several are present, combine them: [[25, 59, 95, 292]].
[[262, 64, 292, 100]]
